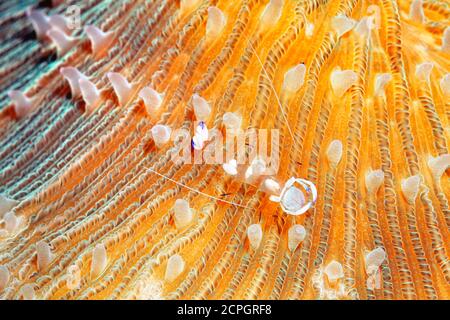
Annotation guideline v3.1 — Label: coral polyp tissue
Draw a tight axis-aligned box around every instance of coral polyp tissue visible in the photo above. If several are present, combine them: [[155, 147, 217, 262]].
[[0, 0, 449, 300]]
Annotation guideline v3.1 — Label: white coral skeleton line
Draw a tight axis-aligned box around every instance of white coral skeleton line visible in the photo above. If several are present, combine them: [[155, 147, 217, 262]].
[[144, 35, 301, 210]]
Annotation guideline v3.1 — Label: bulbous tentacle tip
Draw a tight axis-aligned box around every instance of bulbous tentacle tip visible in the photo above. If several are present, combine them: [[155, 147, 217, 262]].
[[428, 154, 450, 183], [206, 6, 226, 41], [0, 194, 19, 218], [192, 93, 211, 121], [107, 72, 133, 106], [48, 14, 71, 35], [60, 67, 88, 98], [259, 0, 284, 30], [26, 8, 51, 39], [288, 224, 306, 252], [247, 224, 263, 250], [151, 125, 172, 148], [331, 14, 355, 37], [365, 169, 384, 195], [84, 25, 115, 56], [8, 90, 36, 118], [415, 62, 434, 83], [330, 68, 358, 97], [263, 178, 281, 194], [401, 175, 421, 203], [223, 159, 238, 176], [91, 243, 107, 279], [305, 22, 314, 38], [173, 199, 193, 229], [78, 78, 100, 112], [139, 87, 164, 115], [46, 28, 76, 56], [245, 157, 266, 181], [326, 139, 343, 168], [4, 211, 22, 234], [365, 247, 386, 270], [409, 0, 425, 24], [324, 260, 344, 282], [282, 63, 306, 95], [165, 254, 185, 282], [36, 240, 54, 271]]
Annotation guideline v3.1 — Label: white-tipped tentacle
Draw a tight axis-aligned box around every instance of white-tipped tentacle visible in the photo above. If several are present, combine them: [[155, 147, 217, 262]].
[[428, 154, 450, 182], [151, 125, 172, 148], [60, 67, 88, 98], [206, 6, 226, 41], [84, 25, 115, 56], [26, 9, 51, 39], [79, 78, 100, 112], [282, 63, 306, 95], [47, 28, 76, 56], [263, 178, 281, 194], [288, 224, 306, 252], [415, 62, 433, 83], [107, 72, 134, 106], [365, 247, 386, 270], [401, 175, 421, 204], [305, 22, 314, 38], [8, 90, 36, 118], [165, 254, 185, 282], [326, 140, 343, 168], [247, 224, 263, 250], [259, 0, 284, 30], [331, 14, 355, 37], [409, 0, 425, 24], [0, 194, 19, 218], [330, 68, 358, 97], [365, 169, 384, 195], [245, 157, 266, 181], [139, 87, 164, 115], [192, 93, 211, 121], [324, 260, 344, 282], [48, 14, 71, 35], [91, 243, 107, 279], [173, 199, 193, 229], [223, 159, 238, 176], [4, 212, 21, 234], [36, 240, 53, 271]]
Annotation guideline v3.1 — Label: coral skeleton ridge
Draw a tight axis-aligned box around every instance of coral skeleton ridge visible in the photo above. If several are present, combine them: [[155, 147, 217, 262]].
[[0, 0, 449, 300]]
